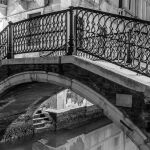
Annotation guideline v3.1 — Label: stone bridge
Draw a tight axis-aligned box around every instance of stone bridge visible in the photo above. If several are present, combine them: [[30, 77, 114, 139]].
[[0, 56, 150, 150], [1, 6, 150, 150]]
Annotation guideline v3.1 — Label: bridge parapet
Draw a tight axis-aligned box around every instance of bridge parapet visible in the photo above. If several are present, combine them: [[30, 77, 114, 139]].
[[0, 7, 150, 77]]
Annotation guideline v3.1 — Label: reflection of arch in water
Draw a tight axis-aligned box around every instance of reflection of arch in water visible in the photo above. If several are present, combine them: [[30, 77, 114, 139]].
[[37, 88, 91, 111], [68, 135, 85, 150], [0, 71, 146, 149], [32, 123, 138, 150]]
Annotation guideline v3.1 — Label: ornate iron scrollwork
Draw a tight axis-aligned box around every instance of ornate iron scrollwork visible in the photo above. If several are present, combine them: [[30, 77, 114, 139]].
[[1, 7, 150, 76]]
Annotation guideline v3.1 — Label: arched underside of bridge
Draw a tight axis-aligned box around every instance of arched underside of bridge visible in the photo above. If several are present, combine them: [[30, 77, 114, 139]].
[[0, 82, 64, 117], [0, 56, 150, 150]]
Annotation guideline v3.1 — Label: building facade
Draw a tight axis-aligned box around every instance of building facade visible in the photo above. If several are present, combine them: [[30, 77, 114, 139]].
[[0, 0, 149, 59], [0, 0, 150, 31], [38, 89, 93, 110]]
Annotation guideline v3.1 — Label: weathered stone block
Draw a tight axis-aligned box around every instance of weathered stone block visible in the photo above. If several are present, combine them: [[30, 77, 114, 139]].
[[116, 94, 132, 108]]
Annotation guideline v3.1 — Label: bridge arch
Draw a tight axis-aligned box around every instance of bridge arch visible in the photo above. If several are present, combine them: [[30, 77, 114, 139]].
[[0, 70, 148, 150]]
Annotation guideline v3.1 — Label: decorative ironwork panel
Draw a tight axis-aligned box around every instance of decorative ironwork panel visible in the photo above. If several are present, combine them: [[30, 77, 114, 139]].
[[0, 26, 8, 59], [13, 10, 68, 56], [1, 7, 150, 77], [74, 7, 150, 76]]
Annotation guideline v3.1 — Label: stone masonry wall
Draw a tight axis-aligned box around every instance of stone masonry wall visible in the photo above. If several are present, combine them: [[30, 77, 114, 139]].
[[0, 61, 147, 134], [48, 105, 107, 130]]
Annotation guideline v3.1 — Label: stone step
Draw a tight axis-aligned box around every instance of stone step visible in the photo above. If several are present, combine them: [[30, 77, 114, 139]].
[[35, 125, 51, 133], [33, 121, 46, 128], [33, 117, 49, 123], [33, 114, 41, 119], [33, 120, 52, 128]]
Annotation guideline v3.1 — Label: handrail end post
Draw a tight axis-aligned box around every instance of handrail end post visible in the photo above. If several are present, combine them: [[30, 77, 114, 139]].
[[7, 21, 14, 59], [68, 6, 74, 55]]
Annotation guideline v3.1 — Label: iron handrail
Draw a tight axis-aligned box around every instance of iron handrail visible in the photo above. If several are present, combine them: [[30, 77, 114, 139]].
[[0, 7, 150, 76]]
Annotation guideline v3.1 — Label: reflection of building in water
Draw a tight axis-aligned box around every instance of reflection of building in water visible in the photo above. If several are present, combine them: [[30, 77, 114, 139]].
[[39, 89, 93, 111], [32, 89, 96, 132], [32, 122, 138, 150]]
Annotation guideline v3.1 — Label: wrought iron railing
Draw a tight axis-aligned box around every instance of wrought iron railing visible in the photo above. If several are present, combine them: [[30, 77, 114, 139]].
[[13, 9, 69, 56], [1, 7, 150, 77], [74, 7, 150, 76], [0, 26, 8, 59]]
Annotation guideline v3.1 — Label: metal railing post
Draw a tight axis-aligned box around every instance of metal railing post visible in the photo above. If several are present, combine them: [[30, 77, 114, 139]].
[[68, 6, 74, 55], [7, 21, 13, 59], [126, 29, 132, 64]]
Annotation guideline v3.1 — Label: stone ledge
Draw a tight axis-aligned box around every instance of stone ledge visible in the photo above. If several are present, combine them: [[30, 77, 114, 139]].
[[47, 105, 107, 130], [2, 56, 150, 96]]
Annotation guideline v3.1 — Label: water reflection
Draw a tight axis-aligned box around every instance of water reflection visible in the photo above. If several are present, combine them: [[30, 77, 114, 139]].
[[0, 119, 138, 150], [32, 122, 139, 150]]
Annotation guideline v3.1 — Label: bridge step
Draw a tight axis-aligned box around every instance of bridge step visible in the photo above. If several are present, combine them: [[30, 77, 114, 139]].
[[33, 117, 50, 123], [33, 122, 45, 128], [35, 125, 52, 133], [33, 114, 41, 119], [33, 121, 51, 128], [32, 109, 52, 132]]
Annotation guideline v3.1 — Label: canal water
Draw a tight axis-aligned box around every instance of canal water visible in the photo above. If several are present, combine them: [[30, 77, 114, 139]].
[[0, 119, 139, 150]]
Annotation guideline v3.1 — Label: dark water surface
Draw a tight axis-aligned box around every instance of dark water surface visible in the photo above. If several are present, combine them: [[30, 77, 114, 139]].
[[0, 118, 138, 150]]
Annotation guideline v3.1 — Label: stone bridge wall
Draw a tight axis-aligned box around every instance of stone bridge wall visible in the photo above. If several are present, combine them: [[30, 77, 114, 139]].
[[54, 105, 106, 130], [0, 61, 144, 128], [0, 56, 149, 149]]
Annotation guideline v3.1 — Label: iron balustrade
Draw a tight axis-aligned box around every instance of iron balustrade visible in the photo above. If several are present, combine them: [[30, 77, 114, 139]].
[[0, 7, 150, 77], [13, 9, 69, 57], [74, 7, 150, 76], [0, 25, 8, 59]]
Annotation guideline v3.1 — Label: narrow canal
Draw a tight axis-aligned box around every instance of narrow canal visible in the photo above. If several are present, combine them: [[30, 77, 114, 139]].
[[0, 118, 138, 150], [0, 84, 139, 150]]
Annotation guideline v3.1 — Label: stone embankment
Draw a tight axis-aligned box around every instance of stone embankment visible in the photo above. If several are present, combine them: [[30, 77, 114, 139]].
[[51, 105, 105, 130], [0, 105, 106, 143], [1, 114, 34, 143]]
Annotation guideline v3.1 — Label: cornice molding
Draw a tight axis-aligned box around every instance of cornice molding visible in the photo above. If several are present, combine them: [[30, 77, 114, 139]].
[[0, 4, 6, 17], [16, 0, 28, 10]]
